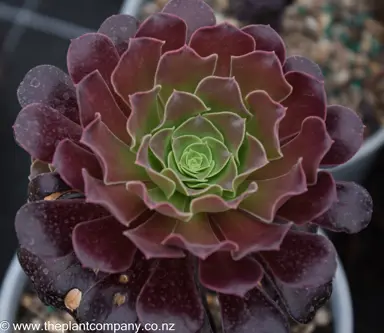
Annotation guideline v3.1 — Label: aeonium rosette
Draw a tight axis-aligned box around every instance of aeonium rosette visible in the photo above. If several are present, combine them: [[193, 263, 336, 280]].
[[13, 0, 373, 332]]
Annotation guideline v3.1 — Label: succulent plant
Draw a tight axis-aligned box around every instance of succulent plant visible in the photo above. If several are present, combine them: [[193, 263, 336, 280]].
[[13, 0, 372, 332]]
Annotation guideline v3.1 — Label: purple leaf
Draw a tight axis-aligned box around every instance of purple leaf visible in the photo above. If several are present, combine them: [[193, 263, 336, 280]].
[[67, 33, 119, 85], [82, 169, 148, 227], [231, 51, 292, 102], [190, 23, 255, 76], [219, 287, 289, 333], [14, 103, 82, 162], [15, 200, 109, 258], [124, 212, 185, 259], [136, 13, 187, 53], [242, 160, 307, 222], [321, 105, 365, 166], [261, 231, 337, 288], [162, 214, 237, 259], [312, 181, 373, 233], [17, 65, 79, 124], [98, 14, 139, 55], [137, 257, 204, 333], [199, 252, 263, 297], [77, 70, 131, 144], [242, 24, 286, 64], [52, 139, 102, 192], [280, 72, 326, 140], [283, 55, 324, 81], [246, 90, 286, 159], [278, 171, 337, 225], [211, 210, 292, 260], [162, 0, 216, 40], [112, 37, 164, 105], [73, 216, 136, 273]]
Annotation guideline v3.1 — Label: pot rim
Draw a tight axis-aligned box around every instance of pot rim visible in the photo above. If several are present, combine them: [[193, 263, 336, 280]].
[[0, 251, 353, 333]]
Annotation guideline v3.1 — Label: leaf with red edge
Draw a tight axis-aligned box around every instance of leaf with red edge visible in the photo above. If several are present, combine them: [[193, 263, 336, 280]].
[[162, 214, 237, 260], [279, 72, 326, 139], [212, 210, 292, 260], [52, 139, 102, 192], [321, 105, 365, 166], [246, 90, 286, 160], [312, 181, 372, 233], [128, 85, 162, 150], [163, 0, 216, 39], [73, 216, 136, 273], [112, 37, 164, 105], [155, 46, 217, 103], [15, 200, 109, 258], [67, 33, 119, 85], [190, 23, 255, 77], [17, 65, 79, 124], [98, 14, 139, 55], [28, 172, 70, 202], [18, 249, 105, 311], [77, 70, 131, 145], [136, 13, 187, 53], [219, 287, 290, 333], [283, 56, 324, 81], [77, 252, 152, 327], [278, 171, 337, 225], [124, 212, 185, 259], [190, 182, 258, 214], [199, 252, 263, 297], [252, 117, 333, 185], [81, 114, 148, 184], [126, 181, 192, 221], [157, 90, 209, 130], [241, 160, 307, 222], [82, 169, 148, 227], [14, 103, 82, 163], [195, 76, 249, 116], [242, 24, 286, 64], [261, 231, 337, 288], [137, 257, 204, 333], [231, 51, 292, 102]]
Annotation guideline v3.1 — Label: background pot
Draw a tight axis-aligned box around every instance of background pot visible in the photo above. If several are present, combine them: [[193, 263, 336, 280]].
[[0, 252, 353, 333]]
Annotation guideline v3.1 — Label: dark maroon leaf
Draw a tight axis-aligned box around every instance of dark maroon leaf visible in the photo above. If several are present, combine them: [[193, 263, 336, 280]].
[[211, 210, 292, 260], [17, 65, 79, 124], [162, 0, 216, 40], [137, 257, 205, 333], [98, 14, 139, 55], [52, 139, 102, 192], [18, 248, 105, 311], [283, 56, 324, 81], [321, 105, 365, 166], [278, 171, 337, 224], [199, 252, 263, 297], [136, 13, 187, 53], [219, 287, 289, 333], [15, 200, 109, 258], [312, 181, 373, 233], [14, 103, 82, 163], [77, 253, 152, 330], [67, 33, 119, 85], [73, 216, 136, 273], [242, 24, 286, 64], [261, 231, 337, 288], [190, 23, 255, 76], [279, 72, 326, 140], [28, 172, 70, 202]]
